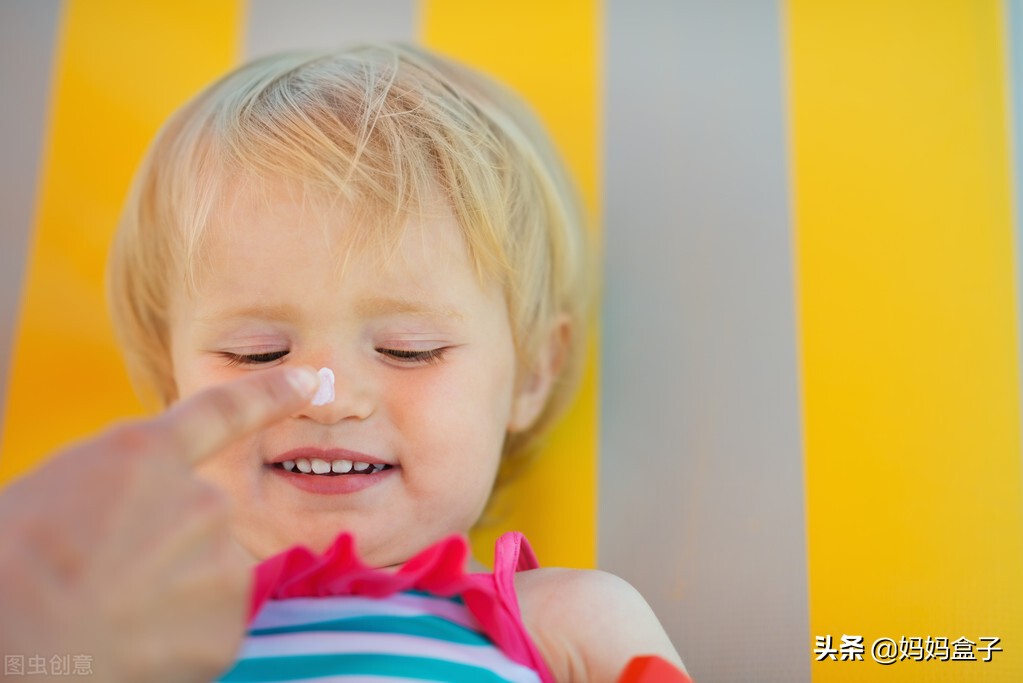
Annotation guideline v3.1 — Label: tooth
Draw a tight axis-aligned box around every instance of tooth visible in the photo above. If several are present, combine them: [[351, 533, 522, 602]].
[[283, 460, 296, 472], [352, 461, 372, 473], [296, 458, 312, 473], [372, 464, 385, 473], [311, 458, 331, 474], [332, 459, 353, 474]]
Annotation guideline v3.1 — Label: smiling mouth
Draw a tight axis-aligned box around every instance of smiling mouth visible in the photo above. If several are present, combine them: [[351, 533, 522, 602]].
[[274, 458, 392, 476]]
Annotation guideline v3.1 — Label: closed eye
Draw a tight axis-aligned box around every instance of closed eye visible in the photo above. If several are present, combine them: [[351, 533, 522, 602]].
[[377, 348, 446, 364], [221, 350, 289, 366]]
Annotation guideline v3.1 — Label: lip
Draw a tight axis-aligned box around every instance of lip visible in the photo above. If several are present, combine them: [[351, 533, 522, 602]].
[[267, 463, 396, 495], [268, 447, 392, 466]]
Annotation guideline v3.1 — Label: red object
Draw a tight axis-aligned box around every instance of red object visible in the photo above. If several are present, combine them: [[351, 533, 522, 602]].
[[617, 656, 693, 683]]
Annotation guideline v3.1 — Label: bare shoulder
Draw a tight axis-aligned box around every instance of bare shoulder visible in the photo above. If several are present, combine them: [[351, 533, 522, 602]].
[[514, 567, 685, 683]]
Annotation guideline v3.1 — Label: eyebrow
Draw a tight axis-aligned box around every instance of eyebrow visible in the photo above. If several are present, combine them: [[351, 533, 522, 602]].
[[197, 303, 301, 324], [198, 298, 464, 324], [354, 296, 465, 320]]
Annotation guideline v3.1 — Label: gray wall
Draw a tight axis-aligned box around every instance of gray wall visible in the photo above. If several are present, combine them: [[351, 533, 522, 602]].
[[599, 2, 808, 681], [0, 0, 62, 444], [243, 0, 416, 58]]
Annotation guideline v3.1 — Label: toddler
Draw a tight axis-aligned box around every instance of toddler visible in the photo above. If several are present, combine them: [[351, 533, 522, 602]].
[[108, 43, 684, 682]]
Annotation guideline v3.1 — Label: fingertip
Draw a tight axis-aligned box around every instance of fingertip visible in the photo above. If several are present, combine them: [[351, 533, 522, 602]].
[[285, 366, 320, 397]]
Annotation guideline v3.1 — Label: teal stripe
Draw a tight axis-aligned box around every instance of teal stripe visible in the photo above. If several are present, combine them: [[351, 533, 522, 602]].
[[219, 653, 514, 682], [401, 588, 466, 605], [249, 614, 489, 646]]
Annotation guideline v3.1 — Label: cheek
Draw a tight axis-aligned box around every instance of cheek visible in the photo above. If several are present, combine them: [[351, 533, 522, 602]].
[[171, 352, 237, 402], [388, 356, 515, 445]]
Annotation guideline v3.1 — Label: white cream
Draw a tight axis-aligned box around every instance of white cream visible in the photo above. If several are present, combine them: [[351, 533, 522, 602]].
[[311, 367, 335, 406]]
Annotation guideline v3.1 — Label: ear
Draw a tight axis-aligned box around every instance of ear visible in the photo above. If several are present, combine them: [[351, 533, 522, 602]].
[[508, 313, 572, 433]]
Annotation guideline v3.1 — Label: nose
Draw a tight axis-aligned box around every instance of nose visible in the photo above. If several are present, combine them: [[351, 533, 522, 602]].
[[294, 364, 374, 424]]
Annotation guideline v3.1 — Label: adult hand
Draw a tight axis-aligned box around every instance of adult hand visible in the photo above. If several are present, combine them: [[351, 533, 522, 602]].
[[0, 366, 320, 683]]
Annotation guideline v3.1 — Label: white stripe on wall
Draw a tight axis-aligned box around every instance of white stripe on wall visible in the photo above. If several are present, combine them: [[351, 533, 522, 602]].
[[0, 0, 62, 439], [243, 0, 417, 60], [599, 2, 809, 681]]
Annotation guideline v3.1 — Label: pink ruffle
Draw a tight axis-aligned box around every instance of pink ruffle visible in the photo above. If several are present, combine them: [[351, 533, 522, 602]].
[[249, 531, 554, 683]]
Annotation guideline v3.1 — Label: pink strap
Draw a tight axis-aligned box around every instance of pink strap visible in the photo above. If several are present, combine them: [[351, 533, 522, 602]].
[[464, 532, 555, 683]]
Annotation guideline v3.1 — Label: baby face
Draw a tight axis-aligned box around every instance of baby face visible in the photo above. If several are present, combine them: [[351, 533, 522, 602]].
[[168, 184, 532, 567]]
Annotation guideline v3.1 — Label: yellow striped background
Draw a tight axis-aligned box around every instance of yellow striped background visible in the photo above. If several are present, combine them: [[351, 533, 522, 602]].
[[3, 0, 1023, 679], [789, 1, 1023, 680], [1, 1, 240, 473]]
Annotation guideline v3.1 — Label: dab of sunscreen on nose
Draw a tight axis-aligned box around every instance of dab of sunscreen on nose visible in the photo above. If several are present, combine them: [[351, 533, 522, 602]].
[[311, 367, 335, 405]]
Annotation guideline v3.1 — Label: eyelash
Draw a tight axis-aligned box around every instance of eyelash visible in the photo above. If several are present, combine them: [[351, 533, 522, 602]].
[[220, 350, 289, 367], [379, 348, 447, 365], [219, 348, 447, 366]]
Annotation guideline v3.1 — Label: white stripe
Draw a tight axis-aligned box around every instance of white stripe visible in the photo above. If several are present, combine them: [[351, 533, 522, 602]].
[[239, 631, 539, 683], [267, 678, 530, 683], [287, 678, 448, 683], [253, 594, 479, 631]]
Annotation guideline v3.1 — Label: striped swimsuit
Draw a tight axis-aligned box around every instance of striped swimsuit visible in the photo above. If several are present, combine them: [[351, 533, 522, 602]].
[[215, 532, 553, 682]]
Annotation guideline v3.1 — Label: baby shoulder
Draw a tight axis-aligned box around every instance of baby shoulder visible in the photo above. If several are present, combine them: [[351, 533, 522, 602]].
[[514, 567, 684, 683]]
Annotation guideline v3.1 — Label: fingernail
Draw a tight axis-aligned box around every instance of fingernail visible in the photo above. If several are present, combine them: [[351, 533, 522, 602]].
[[286, 366, 320, 395]]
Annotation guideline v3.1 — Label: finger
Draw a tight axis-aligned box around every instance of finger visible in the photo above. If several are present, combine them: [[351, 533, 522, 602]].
[[155, 366, 320, 466]]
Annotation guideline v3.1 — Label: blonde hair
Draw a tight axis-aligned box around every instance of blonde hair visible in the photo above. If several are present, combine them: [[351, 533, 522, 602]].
[[108, 43, 594, 482]]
